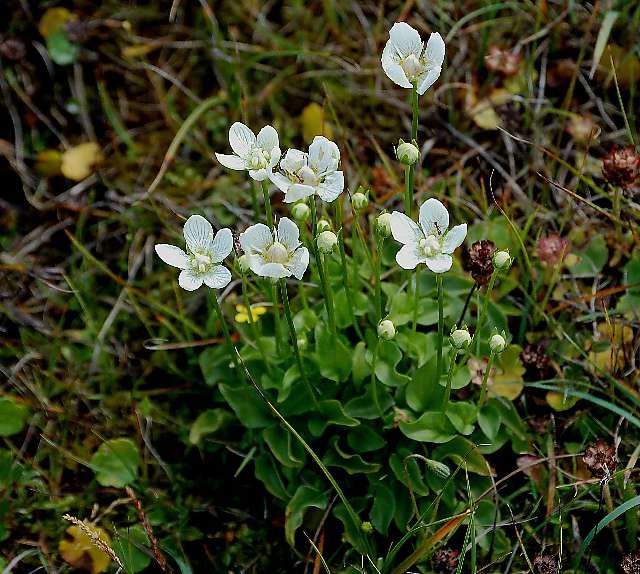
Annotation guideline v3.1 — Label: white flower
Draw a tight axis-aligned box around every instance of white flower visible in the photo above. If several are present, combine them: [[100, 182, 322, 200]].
[[215, 122, 280, 182], [489, 333, 507, 353], [390, 198, 467, 273], [155, 215, 233, 291], [377, 319, 396, 340], [381, 22, 445, 95], [269, 136, 344, 203], [239, 217, 309, 280]]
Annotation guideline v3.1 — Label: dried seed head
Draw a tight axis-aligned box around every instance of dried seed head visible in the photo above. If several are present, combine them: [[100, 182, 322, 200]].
[[536, 234, 569, 266], [583, 438, 617, 478], [432, 548, 460, 573], [485, 46, 521, 76], [468, 357, 496, 387], [464, 240, 495, 286], [566, 115, 598, 144], [0, 38, 26, 61], [602, 145, 640, 188], [521, 343, 553, 380], [533, 553, 558, 574], [622, 550, 640, 574]]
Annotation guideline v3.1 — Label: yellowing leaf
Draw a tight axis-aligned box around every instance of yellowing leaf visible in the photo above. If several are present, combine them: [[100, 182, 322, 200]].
[[602, 44, 640, 87], [546, 391, 580, 412], [490, 345, 525, 400], [35, 149, 63, 177], [466, 90, 501, 130], [122, 43, 161, 59], [59, 524, 112, 574], [61, 143, 102, 181], [301, 103, 333, 142], [38, 7, 76, 38]]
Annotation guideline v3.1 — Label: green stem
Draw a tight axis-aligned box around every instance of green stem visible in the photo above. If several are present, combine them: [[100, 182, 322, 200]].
[[476, 270, 498, 356], [280, 280, 318, 407], [374, 236, 384, 323], [210, 292, 239, 373], [411, 85, 419, 140], [412, 267, 420, 332], [441, 349, 459, 413], [270, 282, 282, 356], [477, 352, 496, 411], [370, 340, 383, 417], [404, 165, 412, 216], [436, 274, 444, 382], [241, 273, 272, 376], [249, 180, 260, 221], [261, 180, 274, 230], [405, 86, 419, 218], [336, 202, 363, 337], [311, 199, 337, 333]]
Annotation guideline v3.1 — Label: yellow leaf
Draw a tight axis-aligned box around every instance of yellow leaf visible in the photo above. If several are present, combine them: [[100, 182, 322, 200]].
[[35, 149, 63, 177], [122, 43, 161, 58], [59, 524, 112, 574], [38, 7, 76, 38], [601, 44, 640, 87], [301, 103, 333, 142], [546, 391, 579, 412], [61, 143, 103, 181], [490, 345, 525, 400], [466, 95, 501, 130]]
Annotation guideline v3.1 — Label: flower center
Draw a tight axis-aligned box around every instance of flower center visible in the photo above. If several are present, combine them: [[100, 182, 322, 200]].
[[297, 165, 318, 186], [265, 241, 289, 264], [419, 234, 440, 257], [246, 147, 270, 170], [191, 252, 212, 274], [401, 53, 425, 81]]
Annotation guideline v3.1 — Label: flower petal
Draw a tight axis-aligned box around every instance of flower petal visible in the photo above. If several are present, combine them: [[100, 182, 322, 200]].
[[416, 66, 442, 95], [425, 253, 453, 273], [215, 153, 246, 170], [316, 171, 344, 202], [249, 168, 269, 181], [284, 183, 316, 203], [425, 32, 445, 66], [256, 125, 279, 152], [269, 171, 292, 193], [396, 243, 424, 270], [276, 217, 301, 251], [203, 265, 231, 289], [381, 41, 412, 89], [155, 244, 188, 269], [419, 198, 449, 237], [390, 211, 423, 245], [286, 247, 309, 280], [258, 262, 291, 279], [308, 136, 340, 174], [210, 228, 233, 262], [281, 149, 307, 174], [178, 269, 204, 291], [183, 215, 213, 253], [228, 122, 256, 158], [240, 223, 273, 255], [388, 22, 423, 59], [441, 223, 467, 254]]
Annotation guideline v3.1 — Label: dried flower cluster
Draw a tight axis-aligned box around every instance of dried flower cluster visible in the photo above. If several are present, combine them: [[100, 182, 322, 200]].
[[583, 439, 617, 478]]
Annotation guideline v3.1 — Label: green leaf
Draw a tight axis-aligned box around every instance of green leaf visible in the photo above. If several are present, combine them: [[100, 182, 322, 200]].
[[396, 331, 435, 367], [0, 397, 28, 437], [189, 409, 233, 445], [285, 485, 327, 546], [308, 400, 359, 436], [373, 341, 411, 387], [113, 525, 151, 574], [433, 436, 492, 475], [219, 383, 272, 428], [400, 412, 457, 443], [90, 438, 140, 487], [335, 289, 368, 327], [352, 342, 371, 385], [477, 401, 502, 440], [254, 453, 290, 500], [569, 235, 608, 277], [0, 450, 23, 489], [264, 425, 304, 468], [199, 346, 232, 386], [314, 325, 352, 382], [347, 425, 386, 453], [405, 359, 443, 412], [370, 482, 395, 535], [390, 451, 429, 496], [324, 437, 381, 475], [46, 29, 78, 65], [444, 402, 476, 435], [344, 384, 394, 419]]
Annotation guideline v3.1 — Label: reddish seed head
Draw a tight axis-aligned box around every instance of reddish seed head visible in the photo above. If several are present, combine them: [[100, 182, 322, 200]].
[[533, 553, 558, 574], [485, 46, 521, 76], [521, 343, 553, 380], [602, 145, 640, 188], [464, 240, 496, 286], [536, 234, 569, 266], [583, 439, 617, 478], [432, 548, 460, 573], [622, 550, 640, 574]]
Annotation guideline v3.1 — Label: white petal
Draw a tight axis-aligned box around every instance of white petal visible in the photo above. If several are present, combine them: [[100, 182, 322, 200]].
[[286, 247, 309, 280], [441, 223, 467, 254], [228, 122, 256, 158], [203, 265, 231, 289], [316, 171, 344, 202], [215, 153, 246, 171], [425, 254, 452, 274], [183, 215, 213, 253], [240, 223, 273, 255], [388, 22, 423, 59], [155, 244, 188, 269], [416, 66, 442, 95], [390, 211, 423, 245], [249, 168, 269, 181], [281, 149, 307, 173], [276, 217, 301, 251], [178, 269, 204, 291], [256, 125, 279, 152], [258, 262, 291, 279], [396, 243, 423, 270], [284, 183, 316, 203], [382, 42, 412, 89], [269, 171, 293, 193], [419, 198, 449, 237], [308, 136, 340, 174], [425, 32, 445, 66], [210, 228, 233, 262], [268, 148, 281, 168]]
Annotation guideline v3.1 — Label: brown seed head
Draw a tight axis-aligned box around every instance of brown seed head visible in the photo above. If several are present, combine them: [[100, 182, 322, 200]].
[[533, 553, 558, 574], [536, 234, 569, 266], [521, 343, 553, 380], [583, 439, 617, 478], [622, 550, 640, 574], [433, 548, 460, 573], [464, 240, 495, 286], [602, 145, 640, 188]]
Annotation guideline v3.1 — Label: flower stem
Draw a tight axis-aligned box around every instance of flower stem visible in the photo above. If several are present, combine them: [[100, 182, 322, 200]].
[[411, 85, 419, 140], [404, 165, 412, 217], [441, 349, 459, 412], [209, 291, 239, 372], [412, 267, 420, 331], [270, 282, 282, 356], [241, 273, 272, 376], [310, 199, 337, 333], [405, 86, 419, 218], [261, 180, 274, 230], [477, 351, 496, 411], [475, 270, 498, 355], [458, 282, 478, 326], [436, 274, 444, 382], [280, 280, 318, 407], [370, 340, 383, 417], [374, 236, 384, 323], [249, 180, 260, 221]]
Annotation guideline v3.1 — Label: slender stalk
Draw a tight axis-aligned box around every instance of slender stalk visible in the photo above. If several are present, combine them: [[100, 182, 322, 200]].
[[477, 351, 496, 410], [209, 292, 239, 372], [249, 180, 260, 221], [374, 236, 384, 323], [261, 180, 274, 230], [405, 86, 419, 218], [436, 274, 444, 382], [613, 185, 622, 244], [310, 199, 337, 333], [336, 202, 363, 337], [458, 282, 478, 326], [270, 282, 282, 356], [370, 340, 383, 417], [404, 165, 412, 216], [475, 270, 498, 355], [241, 273, 272, 376], [411, 85, 419, 140], [441, 349, 459, 412], [412, 267, 420, 331], [280, 280, 318, 407]]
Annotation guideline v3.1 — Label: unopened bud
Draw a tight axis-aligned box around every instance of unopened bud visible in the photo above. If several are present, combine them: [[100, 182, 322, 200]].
[[493, 250, 512, 270], [450, 327, 472, 349], [377, 319, 396, 340], [396, 140, 420, 165], [351, 192, 368, 211], [291, 202, 310, 222], [317, 219, 331, 233], [317, 230, 338, 254], [375, 213, 392, 238], [489, 333, 507, 353]]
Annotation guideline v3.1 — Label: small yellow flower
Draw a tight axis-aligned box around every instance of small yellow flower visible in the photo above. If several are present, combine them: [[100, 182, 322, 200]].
[[235, 304, 267, 323]]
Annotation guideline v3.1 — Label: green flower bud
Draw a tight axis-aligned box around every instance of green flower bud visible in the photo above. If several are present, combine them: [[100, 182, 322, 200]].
[[352, 192, 368, 211], [291, 202, 310, 222], [361, 521, 374, 534], [493, 250, 512, 270], [489, 333, 507, 353], [297, 335, 308, 351], [377, 319, 396, 340], [396, 139, 420, 165], [317, 219, 331, 233], [375, 212, 392, 238], [317, 230, 338, 254], [236, 254, 250, 274], [450, 327, 472, 349]]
